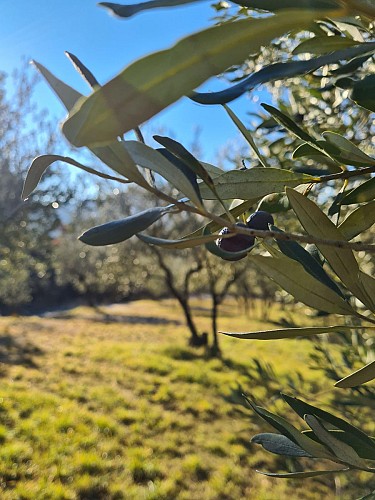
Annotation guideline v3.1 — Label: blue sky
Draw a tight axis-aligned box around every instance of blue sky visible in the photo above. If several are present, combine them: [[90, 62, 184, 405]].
[[1, 0, 265, 163]]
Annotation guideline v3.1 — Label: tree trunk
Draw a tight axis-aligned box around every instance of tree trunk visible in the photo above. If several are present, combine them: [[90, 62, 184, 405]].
[[178, 296, 200, 344], [151, 246, 206, 347], [209, 297, 221, 357]]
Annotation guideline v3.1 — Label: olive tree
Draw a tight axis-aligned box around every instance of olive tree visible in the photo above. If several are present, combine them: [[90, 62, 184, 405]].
[[23, 0, 375, 491], [0, 66, 70, 312]]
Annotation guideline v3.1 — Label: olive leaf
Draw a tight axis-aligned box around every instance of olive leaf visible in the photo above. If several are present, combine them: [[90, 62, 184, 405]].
[[79, 206, 173, 246], [256, 468, 349, 478], [351, 75, 375, 112], [122, 141, 203, 209], [282, 394, 375, 454], [23, 155, 128, 200], [293, 35, 359, 55], [32, 61, 148, 187], [61, 10, 324, 146], [199, 168, 316, 200], [338, 201, 375, 241], [246, 398, 335, 459], [251, 433, 313, 457], [271, 225, 345, 298], [286, 188, 373, 310], [340, 177, 375, 205], [99, 0, 202, 18], [250, 254, 354, 315], [220, 325, 372, 341], [335, 361, 375, 389], [304, 415, 370, 469], [191, 43, 375, 105], [322, 131, 374, 167]]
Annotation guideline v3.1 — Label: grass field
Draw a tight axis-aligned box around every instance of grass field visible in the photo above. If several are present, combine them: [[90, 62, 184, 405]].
[[0, 298, 365, 499]]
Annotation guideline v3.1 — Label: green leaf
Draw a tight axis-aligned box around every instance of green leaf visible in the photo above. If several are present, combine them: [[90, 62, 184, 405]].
[[32, 60, 82, 110], [199, 162, 224, 178], [153, 135, 222, 203], [250, 254, 355, 315], [222, 104, 269, 168], [304, 415, 370, 469], [33, 61, 148, 186], [199, 168, 316, 200], [256, 468, 349, 478], [154, 136, 213, 186], [136, 232, 225, 249], [271, 225, 345, 298], [246, 399, 335, 459], [281, 394, 375, 454], [99, 0, 202, 18], [61, 11, 324, 146], [293, 141, 339, 158], [351, 75, 375, 112], [262, 104, 318, 144], [331, 53, 372, 76], [335, 361, 375, 389], [65, 52, 99, 88], [251, 433, 313, 457], [286, 188, 372, 310], [79, 207, 172, 246], [293, 36, 359, 55], [94, 142, 149, 186], [292, 142, 342, 172], [261, 104, 350, 171], [191, 42, 375, 105], [302, 430, 375, 461], [22, 155, 128, 200], [220, 325, 371, 340], [358, 271, 375, 312], [322, 132, 374, 167], [122, 141, 203, 208], [267, 104, 375, 170], [338, 201, 375, 241], [340, 177, 375, 206]]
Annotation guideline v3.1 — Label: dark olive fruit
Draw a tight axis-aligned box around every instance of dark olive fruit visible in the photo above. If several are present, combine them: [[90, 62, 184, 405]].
[[216, 223, 255, 259], [246, 210, 274, 230]]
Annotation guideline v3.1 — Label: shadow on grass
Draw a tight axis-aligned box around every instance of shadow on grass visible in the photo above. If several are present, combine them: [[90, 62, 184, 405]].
[[163, 345, 204, 361], [93, 314, 181, 326], [0, 334, 43, 369], [221, 357, 253, 377], [48, 311, 181, 326]]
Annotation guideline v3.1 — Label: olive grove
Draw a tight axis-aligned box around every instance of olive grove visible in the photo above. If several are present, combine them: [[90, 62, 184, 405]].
[[23, 0, 375, 493]]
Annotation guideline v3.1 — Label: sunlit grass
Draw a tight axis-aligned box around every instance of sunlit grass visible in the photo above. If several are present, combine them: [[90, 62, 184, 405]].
[[0, 298, 350, 499]]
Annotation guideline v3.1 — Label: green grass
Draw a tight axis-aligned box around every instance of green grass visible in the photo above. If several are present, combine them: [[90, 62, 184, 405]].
[[0, 299, 359, 499]]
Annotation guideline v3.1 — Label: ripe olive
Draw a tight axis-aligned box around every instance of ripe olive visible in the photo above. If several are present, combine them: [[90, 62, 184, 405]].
[[216, 223, 255, 260], [246, 210, 274, 230]]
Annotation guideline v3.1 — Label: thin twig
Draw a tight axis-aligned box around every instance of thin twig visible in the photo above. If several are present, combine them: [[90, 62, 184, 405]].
[[233, 225, 375, 252], [355, 312, 375, 327], [316, 165, 375, 183]]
